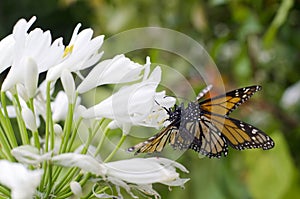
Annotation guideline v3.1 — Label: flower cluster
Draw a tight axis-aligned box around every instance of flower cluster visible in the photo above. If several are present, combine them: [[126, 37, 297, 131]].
[[0, 16, 188, 198]]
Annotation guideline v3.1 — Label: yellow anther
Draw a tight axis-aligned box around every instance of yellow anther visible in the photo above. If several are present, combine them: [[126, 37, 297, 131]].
[[63, 45, 74, 58]]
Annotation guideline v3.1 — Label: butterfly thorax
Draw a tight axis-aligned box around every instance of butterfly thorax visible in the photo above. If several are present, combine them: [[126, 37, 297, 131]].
[[181, 102, 202, 122], [166, 104, 182, 128], [167, 102, 204, 150]]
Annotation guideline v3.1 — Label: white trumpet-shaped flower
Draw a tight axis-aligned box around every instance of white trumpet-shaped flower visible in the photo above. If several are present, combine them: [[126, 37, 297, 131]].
[[51, 153, 189, 198], [105, 158, 189, 187], [21, 106, 37, 131], [0, 160, 43, 199], [77, 54, 144, 93], [81, 58, 175, 134], [0, 34, 14, 73], [61, 70, 76, 103], [1, 16, 64, 92], [11, 145, 52, 165], [46, 23, 104, 82]]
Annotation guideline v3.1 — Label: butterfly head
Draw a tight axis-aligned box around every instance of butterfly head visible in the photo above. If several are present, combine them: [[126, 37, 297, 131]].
[[165, 103, 182, 123]]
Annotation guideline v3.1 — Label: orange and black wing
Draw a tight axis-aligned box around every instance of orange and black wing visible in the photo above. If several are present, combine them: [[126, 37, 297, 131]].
[[202, 112, 274, 152], [181, 119, 228, 158], [127, 123, 178, 154], [199, 85, 261, 116]]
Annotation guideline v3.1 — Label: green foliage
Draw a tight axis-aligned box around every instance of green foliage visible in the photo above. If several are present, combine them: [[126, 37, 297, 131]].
[[1, 0, 299, 198]]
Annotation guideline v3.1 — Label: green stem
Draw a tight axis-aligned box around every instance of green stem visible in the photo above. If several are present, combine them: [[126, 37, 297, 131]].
[[53, 167, 80, 195], [93, 119, 110, 157], [13, 93, 29, 145], [66, 117, 82, 152], [32, 131, 41, 150], [28, 97, 40, 149], [59, 103, 74, 153], [83, 186, 110, 199], [0, 127, 15, 161], [40, 82, 53, 191], [43, 161, 53, 199], [0, 92, 17, 148], [45, 81, 52, 152], [0, 185, 10, 197], [104, 134, 127, 163]]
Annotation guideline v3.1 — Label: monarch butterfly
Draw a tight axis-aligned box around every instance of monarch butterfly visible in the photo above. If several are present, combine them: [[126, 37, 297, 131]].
[[128, 85, 275, 158]]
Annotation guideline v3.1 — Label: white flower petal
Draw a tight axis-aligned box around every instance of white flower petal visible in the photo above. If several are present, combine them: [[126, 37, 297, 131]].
[[24, 57, 38, 98], [46, 26, 104, 82], [1, 16, 64, 92], [54, 123, 63, 135], [11, 145, 52, 165], [52, 153, 106, 176], [82, 66, 162, 134], [0, 160, 43, 199], [105, 158, 189, 187], [0, 35, 15, 73], [70, 181, 82, 197], [133, 184, 160, 199], [51, 91, 68, 122], [21, 106, 37, 131], [77, 54, 144, 93], [148, 157, 189, 173], [61, 70, 76, 103]]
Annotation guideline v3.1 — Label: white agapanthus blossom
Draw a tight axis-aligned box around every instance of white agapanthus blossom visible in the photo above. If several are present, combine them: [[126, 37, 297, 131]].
[[1, 16, 64, 92], [0, 16, 188, 199], [46, 23, 104, 82], [82, 57, 176, 134], [77, 54, 145, 93], [52, 153, 189, 198], [0, 160, 43, 199]]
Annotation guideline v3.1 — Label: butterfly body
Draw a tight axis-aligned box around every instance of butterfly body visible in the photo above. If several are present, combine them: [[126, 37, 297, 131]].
[[128, 85, 275, 158]]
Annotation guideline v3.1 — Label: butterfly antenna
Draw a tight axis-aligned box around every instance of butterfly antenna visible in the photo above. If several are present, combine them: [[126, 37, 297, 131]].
[[154, 99, 172, 114]]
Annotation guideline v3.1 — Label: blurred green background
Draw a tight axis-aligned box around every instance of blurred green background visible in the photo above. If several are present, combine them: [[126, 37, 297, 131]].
[[1, 0, 299, 198]]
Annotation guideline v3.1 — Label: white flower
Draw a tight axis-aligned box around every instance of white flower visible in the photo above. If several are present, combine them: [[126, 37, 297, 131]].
[[81, 59, 175, 134], [141, 90, 176, 128], [105, 158, 189, 186], [46, 23, 104, 82], [83, 65, 160, 133], [11, 145, 52, 165], [70, 181, 83, 197], [0, 35, 14, 73], [24, 57, 38, 98], [52, 153, 106, 176], [77, 54, 144, 93], [51, 91, 81, 122], [0, 160, 43, 199], [61, 70, 76, 103], [51, 153, 189, 187], [1, 16, 64, 92], [51, 153, 188, 198], [21, 106, 37, 131]]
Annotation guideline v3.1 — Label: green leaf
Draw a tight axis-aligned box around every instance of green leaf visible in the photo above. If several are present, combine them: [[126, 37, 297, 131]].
[[244, 131, 295, 199]]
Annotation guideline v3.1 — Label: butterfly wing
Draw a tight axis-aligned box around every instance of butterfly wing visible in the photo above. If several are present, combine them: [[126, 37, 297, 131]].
[[183, 119, 228, 158], [127, 124, 178, 154], [128, 85, 274, 157], [170, 102, 228, 158], [199, 85, 262, 115], [202, 112, 275, 151]]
